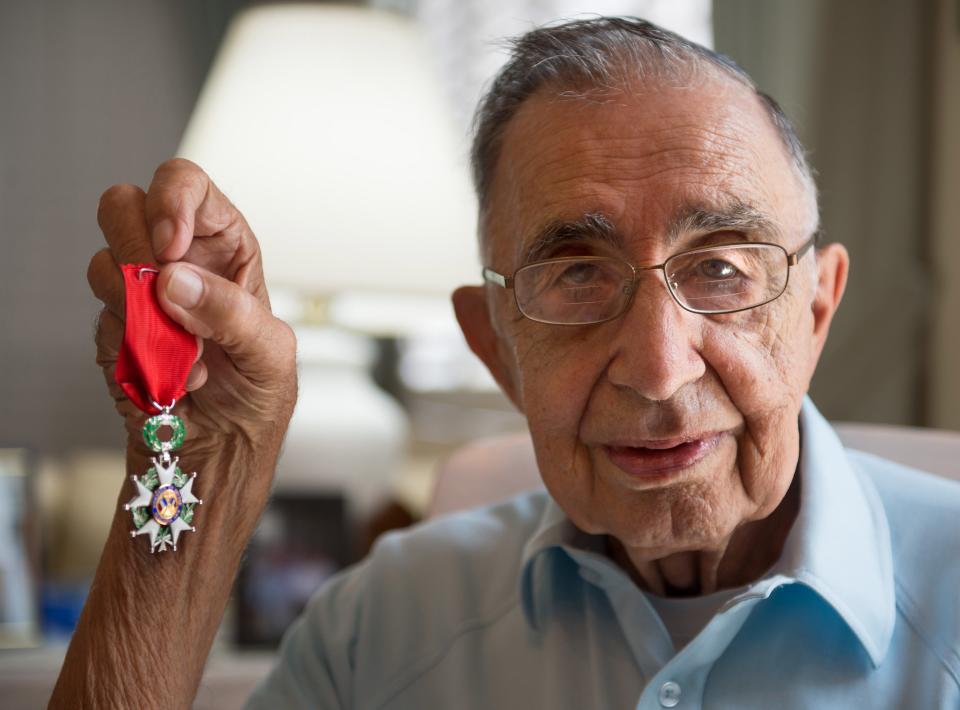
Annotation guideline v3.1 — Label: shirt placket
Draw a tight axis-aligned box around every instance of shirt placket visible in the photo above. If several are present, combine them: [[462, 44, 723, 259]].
[[574, 551, 787, 710]]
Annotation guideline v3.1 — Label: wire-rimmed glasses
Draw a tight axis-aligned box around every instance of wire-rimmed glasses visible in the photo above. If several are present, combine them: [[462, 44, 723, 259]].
[[482, 236, 816, 325]]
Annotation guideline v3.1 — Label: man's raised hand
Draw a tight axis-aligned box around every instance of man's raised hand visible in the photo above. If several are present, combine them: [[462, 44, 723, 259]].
[[87, 157, 297, 462]]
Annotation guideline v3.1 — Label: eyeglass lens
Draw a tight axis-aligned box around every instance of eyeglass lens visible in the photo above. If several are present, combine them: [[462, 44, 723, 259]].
[[513, 244, 789, 324]]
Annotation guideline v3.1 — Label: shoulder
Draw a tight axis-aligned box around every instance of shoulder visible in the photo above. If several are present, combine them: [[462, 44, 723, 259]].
[[846, 449, 960, 669], [250, 492, 551, 708], [376, 487, 551, 558], [362, 490, 550, 616], [331, 489, 551, 619], [847, 448, 960, 560], [293, 491, 549, 695]]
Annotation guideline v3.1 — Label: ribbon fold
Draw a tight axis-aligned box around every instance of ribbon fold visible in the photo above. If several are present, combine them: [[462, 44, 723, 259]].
[[115, 263, 198, 414]]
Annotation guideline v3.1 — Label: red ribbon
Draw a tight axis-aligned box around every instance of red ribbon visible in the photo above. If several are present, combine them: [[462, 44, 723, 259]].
[[115, 264, 198, 414]]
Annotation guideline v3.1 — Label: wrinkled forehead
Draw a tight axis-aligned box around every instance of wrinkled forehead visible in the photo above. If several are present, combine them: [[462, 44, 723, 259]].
[[481, 77, 812, 267]]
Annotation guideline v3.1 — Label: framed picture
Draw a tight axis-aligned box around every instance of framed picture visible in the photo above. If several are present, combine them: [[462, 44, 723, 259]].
[[234, 493, 351, 648], [0, 449, 39, 648]]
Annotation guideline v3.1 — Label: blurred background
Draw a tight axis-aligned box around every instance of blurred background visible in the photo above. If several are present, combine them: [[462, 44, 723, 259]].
[[0, 0, 957, 706]]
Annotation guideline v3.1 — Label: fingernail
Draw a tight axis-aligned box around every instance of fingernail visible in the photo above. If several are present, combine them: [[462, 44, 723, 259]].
[[166, 266, 203, 309], [154, 219, 175, 257], [185, 361, 205, 390]]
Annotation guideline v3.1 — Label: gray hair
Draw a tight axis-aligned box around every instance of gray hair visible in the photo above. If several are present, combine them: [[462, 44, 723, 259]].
[[470, 17, 817, 231]]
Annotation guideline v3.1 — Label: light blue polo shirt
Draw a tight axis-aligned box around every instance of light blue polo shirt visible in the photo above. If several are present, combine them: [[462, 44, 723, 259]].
[[246, 400, 960, 708]]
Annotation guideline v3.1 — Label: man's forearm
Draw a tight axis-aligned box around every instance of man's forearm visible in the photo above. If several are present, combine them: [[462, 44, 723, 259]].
[[49, 443, 274, 710]]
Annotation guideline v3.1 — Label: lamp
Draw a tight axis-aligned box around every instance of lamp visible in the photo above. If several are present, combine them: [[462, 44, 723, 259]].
[[178, 3, 479, 321], [177, 4, 487, 518]]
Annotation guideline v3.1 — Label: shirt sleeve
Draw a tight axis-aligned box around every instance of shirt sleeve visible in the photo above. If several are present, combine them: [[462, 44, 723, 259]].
[[243, 560, 369, 709]]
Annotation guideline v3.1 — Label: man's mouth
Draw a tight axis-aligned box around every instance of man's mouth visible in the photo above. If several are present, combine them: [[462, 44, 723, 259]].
[[604, 433, 723, 478]]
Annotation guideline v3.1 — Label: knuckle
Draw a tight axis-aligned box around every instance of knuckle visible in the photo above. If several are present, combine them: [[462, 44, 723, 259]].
[[93, 308, 119, 337], [268, 318, 299, 385], [93, 310, 122, 363], [87, 249, 124, 313], [276, 319, 297, 356], [218, 289, 256, 343], [97, 183, 144, 225], [266, 318, 297, 363], [153, 156, 202, 181], [92, 309, 106, 341], [86, 248, 113, 287], [149, 158, 212, 222], [275, 321, 299, 400]]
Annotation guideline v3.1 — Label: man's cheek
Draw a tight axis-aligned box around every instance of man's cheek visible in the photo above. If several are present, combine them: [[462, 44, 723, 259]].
[[520, 364, 591, 432], [515, 335, 598, 434], [701, 324, 800, 419]]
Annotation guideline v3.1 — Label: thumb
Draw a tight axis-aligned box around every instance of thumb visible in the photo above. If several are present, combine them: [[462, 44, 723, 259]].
[[157, 262, 294, 375]]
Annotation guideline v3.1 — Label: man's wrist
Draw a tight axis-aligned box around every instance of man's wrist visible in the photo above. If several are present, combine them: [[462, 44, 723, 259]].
[[49, 439, 280, 709]]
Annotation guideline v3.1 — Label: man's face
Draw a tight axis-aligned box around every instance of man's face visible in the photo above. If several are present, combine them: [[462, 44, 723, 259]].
[[457, 75, 846, 558]]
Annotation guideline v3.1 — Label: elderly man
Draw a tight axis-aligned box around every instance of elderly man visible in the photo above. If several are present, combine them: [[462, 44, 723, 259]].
[[53, 17, 959, 710]]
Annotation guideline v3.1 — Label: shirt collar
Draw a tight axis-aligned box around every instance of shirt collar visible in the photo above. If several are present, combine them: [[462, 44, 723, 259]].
[[518, 397, 895, 666], [770, 396, 895, 666], [519, 492, 588, 631]]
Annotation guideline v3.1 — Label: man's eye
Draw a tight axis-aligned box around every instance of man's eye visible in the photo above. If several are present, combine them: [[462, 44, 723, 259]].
[[558, 263, 600, 285], [698, 258, 740, 280]]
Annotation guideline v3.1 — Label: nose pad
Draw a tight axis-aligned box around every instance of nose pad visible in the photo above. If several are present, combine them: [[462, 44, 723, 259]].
[[618, 279, 638, 319], [620, 271, 676, 313]]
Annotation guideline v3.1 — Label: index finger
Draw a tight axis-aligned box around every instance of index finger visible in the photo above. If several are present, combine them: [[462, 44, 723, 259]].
[[144, 157, 255, 263], [97, 183, 155, 266]]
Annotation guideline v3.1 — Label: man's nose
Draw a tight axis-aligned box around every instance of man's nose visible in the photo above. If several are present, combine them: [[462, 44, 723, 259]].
[[604, 276, 706, 402]]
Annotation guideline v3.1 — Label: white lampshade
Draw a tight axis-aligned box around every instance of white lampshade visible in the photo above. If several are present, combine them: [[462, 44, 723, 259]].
[[178, 4, 480, 301]]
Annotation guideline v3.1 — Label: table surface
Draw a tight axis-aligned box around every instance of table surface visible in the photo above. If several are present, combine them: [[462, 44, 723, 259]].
[[0, 645, 275, 709]]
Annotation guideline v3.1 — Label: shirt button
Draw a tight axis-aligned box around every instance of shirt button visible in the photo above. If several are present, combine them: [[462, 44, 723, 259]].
[[658, 681, 681, 708]]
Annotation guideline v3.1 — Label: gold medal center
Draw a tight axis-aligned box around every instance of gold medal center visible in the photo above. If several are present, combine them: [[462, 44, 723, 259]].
[[151, 485, 182, 525]]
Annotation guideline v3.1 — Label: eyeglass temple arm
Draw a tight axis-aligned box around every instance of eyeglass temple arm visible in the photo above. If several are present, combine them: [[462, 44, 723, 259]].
[[788, 234, 818, 266], [482, 267, 512, 289]]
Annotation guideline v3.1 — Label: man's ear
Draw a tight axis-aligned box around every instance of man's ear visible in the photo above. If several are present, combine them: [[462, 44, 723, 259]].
[[810, 242, 850, 359], [452, 285, 523, 411]]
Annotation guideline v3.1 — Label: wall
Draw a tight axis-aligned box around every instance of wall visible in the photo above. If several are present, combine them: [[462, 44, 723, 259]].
[[714, 0, 936, 425], [929, 0, 960, 430], [0, 0, 242, 451]]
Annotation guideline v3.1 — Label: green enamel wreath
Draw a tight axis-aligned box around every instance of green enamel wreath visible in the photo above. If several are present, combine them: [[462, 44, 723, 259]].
[[142, 413, 186, 452]]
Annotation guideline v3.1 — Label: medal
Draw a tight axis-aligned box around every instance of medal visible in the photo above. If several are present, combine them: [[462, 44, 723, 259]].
[[115, 264, 201, 552]]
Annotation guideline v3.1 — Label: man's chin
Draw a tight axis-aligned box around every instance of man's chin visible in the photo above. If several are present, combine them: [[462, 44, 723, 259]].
[[555, 480, 740, 554]]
